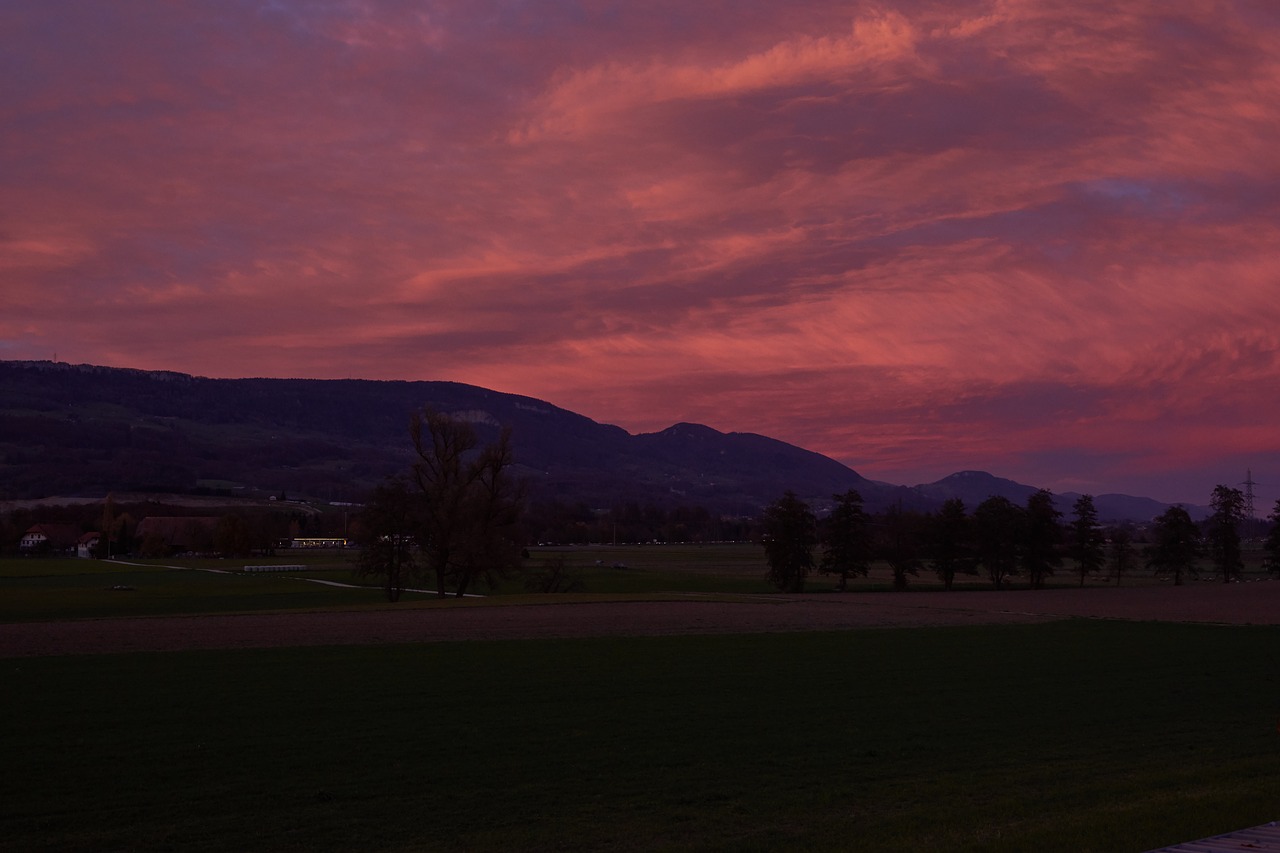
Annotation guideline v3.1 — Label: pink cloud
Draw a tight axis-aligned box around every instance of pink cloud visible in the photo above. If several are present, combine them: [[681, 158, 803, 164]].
[[2, 0, 1279, 504]]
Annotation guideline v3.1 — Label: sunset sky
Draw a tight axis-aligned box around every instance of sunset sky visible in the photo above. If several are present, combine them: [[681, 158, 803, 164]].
[[4, 1, 1279, 506]]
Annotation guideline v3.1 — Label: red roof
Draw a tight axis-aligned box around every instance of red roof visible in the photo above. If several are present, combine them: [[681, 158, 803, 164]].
[[22, 524, 82, 549]]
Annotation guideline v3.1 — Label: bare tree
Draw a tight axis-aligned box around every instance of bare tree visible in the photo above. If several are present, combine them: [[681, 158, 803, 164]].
[[879, 504, 923, 590], [453, 430, 524, 597], [1109, 524, 1138, 586], [1265, 499, 1280, 577], [410, 409, 523, 598], [355, 478, 421, 602], [214, 512, 253, 558]]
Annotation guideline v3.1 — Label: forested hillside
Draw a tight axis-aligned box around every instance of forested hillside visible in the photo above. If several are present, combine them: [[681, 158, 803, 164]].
[[0, 360, 891, 513]]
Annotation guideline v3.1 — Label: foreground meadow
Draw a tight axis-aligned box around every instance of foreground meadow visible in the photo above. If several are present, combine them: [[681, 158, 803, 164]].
[[3, 621, 1278, 852], [3, 549, 1277, 851], [2, 541, 1264, 623]]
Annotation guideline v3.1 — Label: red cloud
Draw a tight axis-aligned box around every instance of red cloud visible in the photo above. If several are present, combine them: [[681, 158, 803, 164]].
[[2, 0, 1279, 504]]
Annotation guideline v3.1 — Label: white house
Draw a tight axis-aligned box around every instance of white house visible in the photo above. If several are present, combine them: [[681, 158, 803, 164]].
[[76, 531, 101, 559], [19, 524, 81, 554]]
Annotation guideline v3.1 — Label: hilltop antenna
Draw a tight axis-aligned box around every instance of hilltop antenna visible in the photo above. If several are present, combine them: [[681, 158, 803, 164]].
[[1241, 469, 1258, 519]]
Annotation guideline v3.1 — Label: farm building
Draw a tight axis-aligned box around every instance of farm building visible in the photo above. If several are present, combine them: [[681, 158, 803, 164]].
[[76, 531, 101, 558], [19, 524, 81, 555]]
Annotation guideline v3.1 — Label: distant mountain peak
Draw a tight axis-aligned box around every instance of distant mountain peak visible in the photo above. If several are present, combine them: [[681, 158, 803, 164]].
[[912, 470, 1039, 506], [650, 422, 724, 440]]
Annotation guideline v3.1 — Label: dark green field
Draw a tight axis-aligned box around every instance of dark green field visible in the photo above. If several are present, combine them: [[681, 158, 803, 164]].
[[3, 549, 1278, 850], [3, 621, 1278, 852], [0, 548, 775, 622], [0, 556, 406, 621], [3, 540, 1267, 622]]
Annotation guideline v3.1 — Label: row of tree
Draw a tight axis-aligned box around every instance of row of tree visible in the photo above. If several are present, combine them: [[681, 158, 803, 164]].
[[761, 486, 1280, 593], [0, 500, 332, 558]]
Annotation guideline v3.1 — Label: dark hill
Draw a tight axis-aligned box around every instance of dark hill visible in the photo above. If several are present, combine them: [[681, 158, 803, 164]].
[[913, 470, 1039, 505], [0, 360, 1194, 520], [912, 470, 1204, 521], [0, 360, 893, 513]]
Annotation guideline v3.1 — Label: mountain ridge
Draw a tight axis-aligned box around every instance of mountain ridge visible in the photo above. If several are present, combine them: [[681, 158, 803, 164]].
[[0, 360, 1192, 519]]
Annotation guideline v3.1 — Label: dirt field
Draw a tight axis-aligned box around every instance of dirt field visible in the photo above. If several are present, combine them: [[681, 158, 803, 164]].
[[3, 580, 1278, 658]]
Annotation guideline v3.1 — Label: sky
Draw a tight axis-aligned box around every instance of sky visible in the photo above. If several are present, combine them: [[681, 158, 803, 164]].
[[3, 1, 1279, 508]]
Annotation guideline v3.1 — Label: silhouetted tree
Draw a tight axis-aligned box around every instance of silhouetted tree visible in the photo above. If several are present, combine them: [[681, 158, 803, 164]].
[[214, 513, 254, 558], [95, 494, 117, 559], [410, 408, 524, 598], [1109, 524, 1138, 586], [928, 498, 972, 590], [355, 478, 421, 602], [1146, 505, 1201, 585], [879, 504, 923, 590], [819, 490, 872, 591], [111, 511, 137, 557], [1265, 499, 1280, 577], [761, 491, 816, 593], [974, 496, 1023, 590], [1067, 494, 1106, 587], [1022, 489, 1062, 589], [1206, 485, 1245, 583], [454, 430, 525, 597]]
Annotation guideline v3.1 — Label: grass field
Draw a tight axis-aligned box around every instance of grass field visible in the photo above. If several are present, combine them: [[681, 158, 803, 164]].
[[3, 621, 1278, 851], [0, 556, 410, 621], [3, 542, 1270, 622], [0, 548, 776, 622]]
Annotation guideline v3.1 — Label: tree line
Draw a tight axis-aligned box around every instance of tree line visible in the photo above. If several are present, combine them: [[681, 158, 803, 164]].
[[0, 499, 333, 558], [761, 486, 1280, 593]]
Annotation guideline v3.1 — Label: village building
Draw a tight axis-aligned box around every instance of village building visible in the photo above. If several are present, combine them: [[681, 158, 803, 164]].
[[19, 524, 82, 555], [76, 531, 101, 559]]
